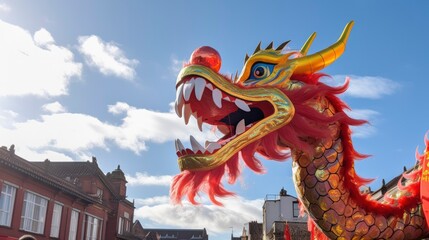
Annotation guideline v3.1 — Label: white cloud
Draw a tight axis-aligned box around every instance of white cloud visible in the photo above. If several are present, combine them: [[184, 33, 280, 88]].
[[135, 196, 170, 206], [0, 20, 82, 97], [108, 102, 215, 154], [134, 196, 263, 235], [78, 35, 138, 80], [0, 110, 18, 119], [346, 109, 380, 138], [34, 28, 55, 47], [21, 149, 75, 162], [126, 172, 173, 186], [0, 110, 18, 128], [0, 3, 10, 12], [108, 102, 131, 115], [42, 101, 66, 113], [0, 101, 212, 160], [324, 75, 399, 99], [321, 75, 399, 138], [1, 113, 114, 155]]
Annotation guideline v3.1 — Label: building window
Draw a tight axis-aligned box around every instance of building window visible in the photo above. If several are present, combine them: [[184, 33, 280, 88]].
[[0, 183, 17, 227], [118, 217, 124, 234], [96, 188, 103, 201], [125, 219, 130, 232], [50, 203, 63, 238], [86, 214, 102, 240], [118, 211, 131, 235], [68, 209, 79, 240], [292, 201, 300, 218], [118, 217, 130, 235], [20, 191, 48, 234]]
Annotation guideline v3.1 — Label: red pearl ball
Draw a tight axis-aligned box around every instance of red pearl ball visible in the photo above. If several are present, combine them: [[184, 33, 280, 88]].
[[189, 46, 222, 72]]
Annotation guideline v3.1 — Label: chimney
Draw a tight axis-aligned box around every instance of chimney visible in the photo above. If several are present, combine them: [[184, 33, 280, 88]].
[[107, 165, 127, 198]]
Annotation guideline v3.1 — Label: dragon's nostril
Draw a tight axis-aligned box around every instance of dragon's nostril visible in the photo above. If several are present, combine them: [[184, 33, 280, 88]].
[[190, 46, 222, 72]]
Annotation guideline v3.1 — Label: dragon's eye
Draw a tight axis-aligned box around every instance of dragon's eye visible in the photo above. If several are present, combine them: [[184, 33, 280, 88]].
[[251, 63, 271, 79], [245, 63, 275, 85], [254, 66, 266, 78]]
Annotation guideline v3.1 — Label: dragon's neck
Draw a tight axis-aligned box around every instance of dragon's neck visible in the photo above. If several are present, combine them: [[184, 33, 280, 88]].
[[290, 99, 428, 239]]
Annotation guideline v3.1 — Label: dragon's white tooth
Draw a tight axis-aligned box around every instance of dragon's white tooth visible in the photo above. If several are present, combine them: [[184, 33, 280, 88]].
[[223, 96, 231, 102], [175, 84, 185, 117], [235, 99, 251, 112], [206, 83, 214, 90], [175, 99, 184, 118], [176, 84, 184, 102], [212, 88, 222, 108], [206, 142, 221, 153], [183, 104, 192, 125], [191, 111, 200, 124], [176, 139, 185, 152], [236, 119, 246, 135], [194, 77, 206, 101], [183, 80, 195, 101], [174, 101, 180, 117], [197, 116, 203, 131], [190, 135, 205, 153]]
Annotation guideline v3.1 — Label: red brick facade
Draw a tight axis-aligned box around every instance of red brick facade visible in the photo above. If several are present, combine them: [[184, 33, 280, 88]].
[[0, 145, 135, 240]]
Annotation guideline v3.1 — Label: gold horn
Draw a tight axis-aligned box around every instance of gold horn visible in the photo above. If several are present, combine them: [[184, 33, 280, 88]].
[[292, 21, 354, 74]]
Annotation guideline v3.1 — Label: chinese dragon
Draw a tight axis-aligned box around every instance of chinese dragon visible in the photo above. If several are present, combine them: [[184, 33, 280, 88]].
[[170, 21, 429, 239]]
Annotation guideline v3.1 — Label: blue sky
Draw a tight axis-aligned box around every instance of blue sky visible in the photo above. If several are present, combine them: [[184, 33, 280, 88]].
[[0, 1, 428, 239]]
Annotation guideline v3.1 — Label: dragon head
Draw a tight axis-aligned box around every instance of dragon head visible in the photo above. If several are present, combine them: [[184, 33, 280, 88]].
[[171, 21, 355, 205]]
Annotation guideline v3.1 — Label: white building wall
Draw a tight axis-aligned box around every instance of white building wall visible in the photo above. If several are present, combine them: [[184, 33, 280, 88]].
[[262, 194, 307, 240]]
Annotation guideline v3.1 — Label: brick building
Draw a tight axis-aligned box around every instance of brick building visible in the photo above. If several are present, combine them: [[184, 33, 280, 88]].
[[0, 145, 135, 240]]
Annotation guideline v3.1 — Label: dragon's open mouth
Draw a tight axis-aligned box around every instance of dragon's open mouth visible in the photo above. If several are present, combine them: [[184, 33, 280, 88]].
[[174, 65, 293, 172], [175, 75, 274, 156]]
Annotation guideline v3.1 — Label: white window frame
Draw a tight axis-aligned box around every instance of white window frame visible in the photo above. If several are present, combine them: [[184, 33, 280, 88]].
[[118, 217, 124, 234], [50, 202, 63, 238], [20, 191, 48, 234], [86, 214, 102, 240], [125, 219, 130, 232], [68, 209, 80, 240], [0, 182, 17, 227], [292, 201, 300, 218]]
